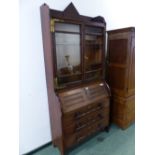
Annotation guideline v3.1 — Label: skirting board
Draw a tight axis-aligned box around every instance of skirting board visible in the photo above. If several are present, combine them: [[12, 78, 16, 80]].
[[22, 141, 52, 155]]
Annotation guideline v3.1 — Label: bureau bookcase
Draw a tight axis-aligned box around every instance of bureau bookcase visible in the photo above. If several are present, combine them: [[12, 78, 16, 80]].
[[40, 3, 110, 155]]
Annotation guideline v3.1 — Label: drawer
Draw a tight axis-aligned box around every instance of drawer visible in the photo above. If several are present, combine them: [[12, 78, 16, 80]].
[[63, 100, 109, 126], [63, 108, 109, 135], [64, 119, 109, 149]]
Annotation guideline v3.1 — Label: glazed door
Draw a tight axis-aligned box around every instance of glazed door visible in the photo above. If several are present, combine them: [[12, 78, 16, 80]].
[[54, 22, 82, 87], [84, 26, 104, 81]]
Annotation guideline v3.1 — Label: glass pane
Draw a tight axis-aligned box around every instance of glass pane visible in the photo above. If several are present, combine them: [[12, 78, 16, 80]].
[[84, 35, 103, 71], [85, 26, 102, 34], [55, 33, 80, 44], [55, 33, 81, 85], [55, 22, 80, 33]]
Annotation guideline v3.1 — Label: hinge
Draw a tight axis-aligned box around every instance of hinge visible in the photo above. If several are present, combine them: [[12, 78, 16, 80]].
[[50, 19, 55, 32], [50, 19, 64, 32]]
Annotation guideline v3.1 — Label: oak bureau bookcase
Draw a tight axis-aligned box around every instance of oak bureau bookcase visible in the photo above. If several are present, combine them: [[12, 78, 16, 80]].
[[40, 3, 110, 155]]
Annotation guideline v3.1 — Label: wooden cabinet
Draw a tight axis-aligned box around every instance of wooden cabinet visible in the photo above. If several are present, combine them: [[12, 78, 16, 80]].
[[40, 3, 110, 155], [106, 27, 135, 129]]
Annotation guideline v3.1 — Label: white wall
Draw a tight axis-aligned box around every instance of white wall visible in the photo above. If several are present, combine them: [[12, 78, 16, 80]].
[[20, 0, 135, 154]]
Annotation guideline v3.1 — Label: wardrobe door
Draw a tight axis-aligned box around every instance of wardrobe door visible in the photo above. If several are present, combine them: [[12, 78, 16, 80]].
[[107, 32, 130, 96]]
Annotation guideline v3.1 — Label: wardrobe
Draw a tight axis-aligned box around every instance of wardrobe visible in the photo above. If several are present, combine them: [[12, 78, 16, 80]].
[[106, 27, 135, 129]]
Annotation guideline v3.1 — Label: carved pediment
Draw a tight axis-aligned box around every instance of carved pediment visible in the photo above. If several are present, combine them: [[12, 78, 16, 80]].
[[49, 2, 106, 25], [63, 2, 80, 19]]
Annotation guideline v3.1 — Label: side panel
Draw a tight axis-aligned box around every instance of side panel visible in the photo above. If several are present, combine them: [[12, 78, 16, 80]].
[[40, 4, 64, 155]]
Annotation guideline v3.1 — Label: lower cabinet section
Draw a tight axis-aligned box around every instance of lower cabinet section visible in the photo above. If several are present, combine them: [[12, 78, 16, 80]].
[[63, 102, 109, 149], [64, 119, 109, 149], [111, 95, 135, 129], [58, 82, 110, 152]]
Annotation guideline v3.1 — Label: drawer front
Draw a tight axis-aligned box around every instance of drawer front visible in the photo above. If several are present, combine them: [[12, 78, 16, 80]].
[[63, 108, 109, 135], [64, 119, 109, 149], [63, 100, 109, 126]]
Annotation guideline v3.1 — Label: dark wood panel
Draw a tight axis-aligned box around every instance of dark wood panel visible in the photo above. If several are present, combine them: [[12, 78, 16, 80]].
[[108, 66, 127, 90], [108, 39, 128, 64]]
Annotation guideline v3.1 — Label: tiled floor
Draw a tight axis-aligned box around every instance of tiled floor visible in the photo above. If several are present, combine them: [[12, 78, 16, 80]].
[[32, 124, 135, 155]]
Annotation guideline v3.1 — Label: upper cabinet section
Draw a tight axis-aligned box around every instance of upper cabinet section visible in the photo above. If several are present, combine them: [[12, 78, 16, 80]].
[[49, 3, 106, 89]]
